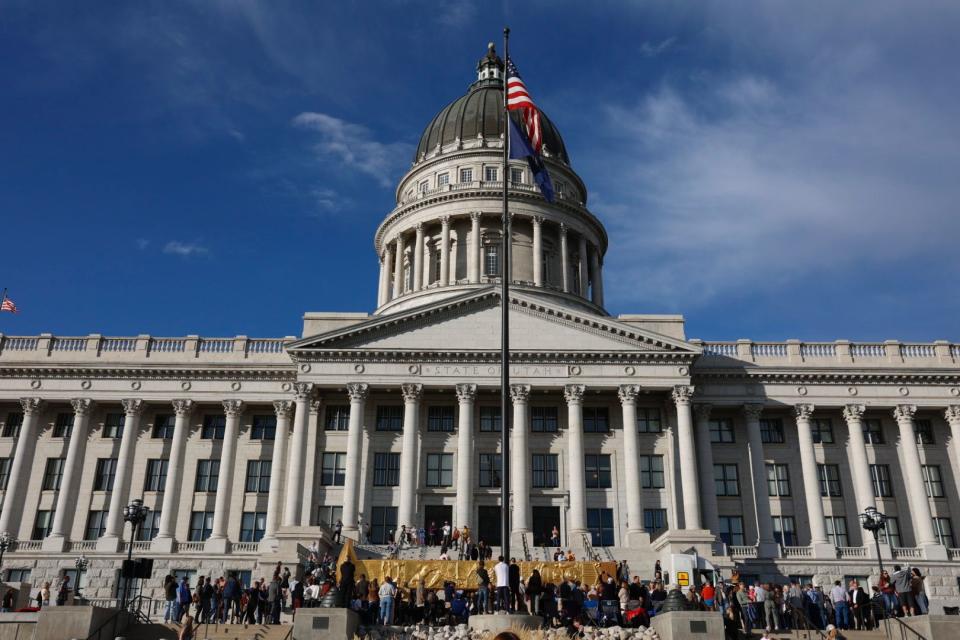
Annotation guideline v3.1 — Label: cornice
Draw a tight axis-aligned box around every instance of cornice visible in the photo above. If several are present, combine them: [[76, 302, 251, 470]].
[[0, 365, 296, 382], [691, 368, 960, 385], [291, 349, 696, 366]]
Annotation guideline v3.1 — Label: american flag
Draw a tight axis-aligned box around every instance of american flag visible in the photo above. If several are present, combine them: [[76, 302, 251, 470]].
[[506, 58, 542, 155], [0, 293, 17, 314]]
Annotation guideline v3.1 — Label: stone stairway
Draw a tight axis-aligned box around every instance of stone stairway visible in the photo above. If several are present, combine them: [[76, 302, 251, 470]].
[[767, 630, 885, 640], [134, 622, 293, 640]]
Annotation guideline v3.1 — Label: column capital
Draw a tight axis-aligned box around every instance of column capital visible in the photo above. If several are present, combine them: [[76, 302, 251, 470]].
[[893, 404, 917, 422], [172, 398, 195, 417], [292, 382, 314, 401], [310, 398, 322, 414], [945, 405, 960, 424], [693, 403, 712, 421], [441, 215, 451, 227], [559, 222, 568, 237], [470, 211, 482, 222], [415, 222, 424, 233], [347, 382, 370, 402], [564, 384, 586, 404], [455, 383, 477, 403], [618, 384, 640, 405], [843, 404, 866, 422], [671, 385, 695, 406], [273, 400, 294, 418], [794, 403, 816, 420], [509, 383, 531, 403], [532, 214, 544, 226], [401, 383, 423, 403], [222, 399, 244, 417], [121, 398, 145, 417], [19, 397, 44, 415], [70, 398, 94, 417], [743, 403, 764, 421]]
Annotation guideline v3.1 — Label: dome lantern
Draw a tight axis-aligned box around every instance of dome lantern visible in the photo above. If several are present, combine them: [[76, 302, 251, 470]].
[[476, 42, 504, 82]]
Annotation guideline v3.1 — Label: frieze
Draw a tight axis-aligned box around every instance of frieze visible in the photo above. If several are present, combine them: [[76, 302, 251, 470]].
[[419, 364, 567, 378]]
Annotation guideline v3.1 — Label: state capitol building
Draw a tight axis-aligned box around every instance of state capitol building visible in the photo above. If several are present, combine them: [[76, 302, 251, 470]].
[[2, 46, 960, 612]]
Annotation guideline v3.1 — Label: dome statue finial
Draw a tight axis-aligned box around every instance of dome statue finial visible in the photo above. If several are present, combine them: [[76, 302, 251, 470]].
[[477, 42, 504, 82]]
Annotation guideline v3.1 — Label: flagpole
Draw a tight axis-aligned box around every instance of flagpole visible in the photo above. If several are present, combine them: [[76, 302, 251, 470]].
[[500, 25, 512, 563]]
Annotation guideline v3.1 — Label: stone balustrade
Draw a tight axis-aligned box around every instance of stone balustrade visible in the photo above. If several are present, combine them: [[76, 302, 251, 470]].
[[691, 339, 958, 367], [836, 546, 869, 559]]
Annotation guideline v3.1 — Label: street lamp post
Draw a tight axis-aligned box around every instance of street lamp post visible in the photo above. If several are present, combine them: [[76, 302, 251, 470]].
[[75, 554, 89, 600], [120, 499, 150, 610], [859, 506, 888, 579], [0, 532, 13, 577]]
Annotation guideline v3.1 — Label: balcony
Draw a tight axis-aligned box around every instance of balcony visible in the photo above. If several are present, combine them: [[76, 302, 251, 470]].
[[691, 338, 958, 368]]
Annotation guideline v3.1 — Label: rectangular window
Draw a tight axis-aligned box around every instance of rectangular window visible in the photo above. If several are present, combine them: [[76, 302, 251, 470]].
[[644, 508, 668, 536], [585, 454, 612, 489], [923, 465, 945, 498], [42, 458, 65, 491], [760, 418, 785, 444], [419, 179, 429, 193], [240, 512, 267, 542], [587, 508, 614, 546], [189, 511, 214, 541], [766, 463, 791, 497], [880, 517, 902, 547], [479, 453, 502, 487], [32, 510, 54, 540], [250, 415, 276, 440], [825, 516, 849, 546], [933, 517, 955, 547], [715, 464, 740, 496], [773, 515, 797, 546], [371, 506, 398, 545], [811, 418, 834, 444], [818, 464, 842, 497], [321, 452, 347, 486], [426, 453, 453, 487], [138, 510, 162, 541], [201, 414, 226, 439], [2, 412, 23, 438], [479, 406, 501, 432], [152, 414, 176, 439], [85, 510, 108, 540], [427, 406, 456, 432], [316, 506, 343, 529], [437, 172, 450, 186], [555, 180, 566, 196], [6, 569, 31, 583], [245, 460, 271, 493], [103, 413, 124, 438], [709, 418, 735, 443], [871, 464, 894, 498], [459, 168, 473, 183], [484, 245, 499, 277], [510, 167, 523, 185], [484, 166, 498, 182], [719, 516, 745, 546], [863, 419, 884, 445], [144, 459, 168, 492], [373, 452, 401, 487], [640, 455, 665, 489], [637, 408, 662, 433], [195, 459, 220, 492], [531, 406, 559, 433], [94, 458, 118, 491], [532, 453, 559, 488], [53, 413, 74, 438], [325, 405, 350, 431], [376, 406, 403, 431], [915, 419, 934, 445], [583, 407, 610, 434], [0, 458, 10, 490]]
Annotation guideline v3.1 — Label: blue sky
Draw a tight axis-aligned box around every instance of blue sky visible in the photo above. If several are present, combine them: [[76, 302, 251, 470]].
[[2, 1, 958, 342]]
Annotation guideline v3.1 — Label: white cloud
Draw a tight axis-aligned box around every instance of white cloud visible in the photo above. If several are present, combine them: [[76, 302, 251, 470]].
[[639, 36, 676, 58], [292, 112, 412, 188], [163, 241, 210, 257]]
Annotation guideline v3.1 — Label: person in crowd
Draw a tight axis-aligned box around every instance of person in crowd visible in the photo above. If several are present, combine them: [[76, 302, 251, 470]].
[[339, 554, 356, 608], [830, 580, 850, 630], [494, 556, 510, 613], [702, 580, 716, 611], [163, 575, 177, 623], [550, 526, 560, 547], [735, 582, 753, 635], [526, 569, 543, 616], [176, 577, 191, 623], [333, 519, 343, 544], [38, 581, 50, 608], [379, 576, 397, 625], [1, 588, 15, 612], [267, 575, 281, 624], [245, 580, 260, 623], [879, 569, 897, 616], [849, 579, 870, 630], [508, 558, 522, 612], [55, 574, 70, 607], [178, 614, 196, 640], [475, 560, 491, 615], [911, 568, 928, 615], [892, 565, 916, 617]]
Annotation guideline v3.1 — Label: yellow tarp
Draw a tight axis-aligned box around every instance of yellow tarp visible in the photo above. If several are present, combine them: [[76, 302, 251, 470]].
[[335, 539, 616, 590]]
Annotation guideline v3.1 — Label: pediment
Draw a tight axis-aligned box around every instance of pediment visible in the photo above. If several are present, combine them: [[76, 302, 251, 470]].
[[288, 289, 701, 358]]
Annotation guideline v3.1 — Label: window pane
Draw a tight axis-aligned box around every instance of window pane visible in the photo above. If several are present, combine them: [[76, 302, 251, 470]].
[[479, 407, 501, 432], [637, 408, 662, 433]]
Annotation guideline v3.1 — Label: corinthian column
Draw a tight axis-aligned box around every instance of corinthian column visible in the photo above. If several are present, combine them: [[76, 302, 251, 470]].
[[578, 234, 588, 296], [383, 245, 395, 303], [154, 400, 194, 552], [560, 224, 570, 293], [743, 404, 777, 557], [398, 383, 423, 529], [693, 403, 719, 534], [510, 384, 532, 543], [894, 405, 941, 553], [842, 405, 876, 533], [794, 404, 833, 556], [947, 406, 960, 514], [672, 386, 702, 530], [565, 384, 589, 542], [619, 385, 646, 544], [342, 383, 369, 539], [532, 216, 544, 286], [0, 398, 43, 537], [207, 400, 243, 551], [455, 384, 477, 530], [413, 224, 424, 292], [99, 399, 144, 550], [44, 399, 93, 550], [393, 236, 404, 296], [440, 217, 451, 286], [469, 213, 482, 283], [263, 400, 293, 546], [284, 383, 313, 527]]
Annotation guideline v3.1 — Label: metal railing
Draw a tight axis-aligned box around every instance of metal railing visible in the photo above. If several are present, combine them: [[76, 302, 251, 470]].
[[521, 532, 531, 561], [580, 533, 601, 562], [881, 610, 930, 640]]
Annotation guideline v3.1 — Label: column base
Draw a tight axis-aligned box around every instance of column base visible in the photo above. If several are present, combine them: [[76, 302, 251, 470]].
[[811, 542, 838, 559], [205, 536, 230, 554], [652, 529, 718, 558], [42, 535, 68, 553], [626, 529, 652, 548], [757, 541, 781, 559], [566, 529, 590, 549], [96, 536, 122, 553], [258, 536, 280, 553], [151, 536, 177, 553], [920, 542, 949, 561]]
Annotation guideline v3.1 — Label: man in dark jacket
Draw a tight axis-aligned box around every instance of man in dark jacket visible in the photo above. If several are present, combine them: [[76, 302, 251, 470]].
[[267, 576, 281, 624], [339, 557, 356, 608], [508, 558, 522, 612], [849, 580, 871, 630], [163, 575, 177, 623], [223, 572, 241, 623]]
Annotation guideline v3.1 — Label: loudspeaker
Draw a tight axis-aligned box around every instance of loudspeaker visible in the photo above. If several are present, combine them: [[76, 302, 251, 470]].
[[135, 558, 154, 579], [121, 560, 137, 579]]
